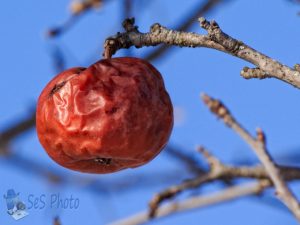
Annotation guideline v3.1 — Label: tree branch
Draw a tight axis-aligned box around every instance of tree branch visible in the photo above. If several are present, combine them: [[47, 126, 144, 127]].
[[108, 181, 269, 225], [164, 145, 205, 175], [0, 112, 35, 150], [144, 0, 224, 62], [47, 0, 103, 37], [104, 17, 300, 88], [148, 146, 300, 217], [108, 92, 300, 225], [201, 93, 300, 221]]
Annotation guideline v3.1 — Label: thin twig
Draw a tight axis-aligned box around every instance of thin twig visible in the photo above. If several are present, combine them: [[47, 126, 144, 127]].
[[123, 0, 133, 19], [164, 145, 205, 175], [0, 112, 35, 148], [201, 93, 300, 221], [47, 0, 103, 37], [70, 0, 102, 15]]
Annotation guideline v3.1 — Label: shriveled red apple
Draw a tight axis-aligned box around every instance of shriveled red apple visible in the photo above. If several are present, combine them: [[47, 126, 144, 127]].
[[36, 57, 173, 173]]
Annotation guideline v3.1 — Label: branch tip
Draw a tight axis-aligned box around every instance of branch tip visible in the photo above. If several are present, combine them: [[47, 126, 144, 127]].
[[199, 17, 219, 32], [200, 92, 210, 105], [201, 93, 234, 126], [256, 127, 266, 146], [150, 23, 162, 33], [294, 64, 300, 72], [122, 17, 136, 31], [199, 17, 209, 30], [197, 146, 221, 168]]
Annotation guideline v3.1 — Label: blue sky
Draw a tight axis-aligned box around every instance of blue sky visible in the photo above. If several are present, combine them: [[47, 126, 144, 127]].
[[1, 0, 300, 224]]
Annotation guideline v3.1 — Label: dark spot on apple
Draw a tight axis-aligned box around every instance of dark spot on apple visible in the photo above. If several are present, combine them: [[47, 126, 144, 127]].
[[94, 158, 112, 165], [49, 81, 66, 96]]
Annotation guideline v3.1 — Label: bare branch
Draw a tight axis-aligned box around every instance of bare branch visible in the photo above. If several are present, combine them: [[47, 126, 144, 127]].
[[198, 18, 300, 88], [109, 142, 300, 225], [144, 0, 224, 61], [46, 0, 103, 37], [201, 93, 300, 221], [149, 146, 225, 217], [104, 17, 300, 88], [165, 145, 205, 175], [197, 146, 223, 168], [149, 173, 212, 218], [148, 146, 300, 218], [108, 181, 269, 225], [123, 0, 133, 19], [103, 17, 225, 58], [46, 15, 78, 37], [0, 112, 35, 147], [70, 0, 102, 15]]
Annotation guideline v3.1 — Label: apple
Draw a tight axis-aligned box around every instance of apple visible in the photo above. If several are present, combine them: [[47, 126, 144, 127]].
[[36, 57, 173, 173]]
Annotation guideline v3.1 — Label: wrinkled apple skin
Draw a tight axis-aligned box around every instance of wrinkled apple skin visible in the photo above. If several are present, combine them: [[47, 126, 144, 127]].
[[36, 57, 173, 174]]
